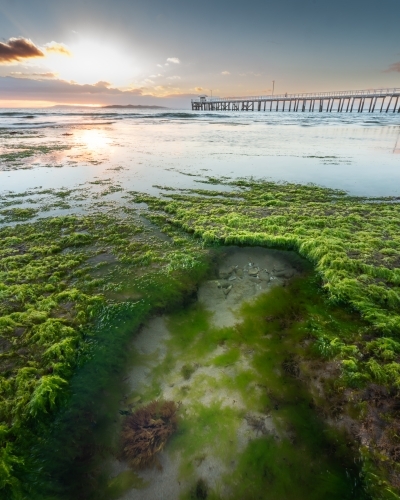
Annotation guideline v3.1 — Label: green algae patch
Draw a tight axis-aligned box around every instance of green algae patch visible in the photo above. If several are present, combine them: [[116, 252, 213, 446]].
[[211, 347, 240, 367], [124, 271, 368, 500], [0, 209, 211, 499], [105, 470, 148, 499], [229, 436, 358, 500], [0, 207, 38, 222], [2, 176, 400, 499], [0, 143, 71, 169], [129, 180, 400, 497]]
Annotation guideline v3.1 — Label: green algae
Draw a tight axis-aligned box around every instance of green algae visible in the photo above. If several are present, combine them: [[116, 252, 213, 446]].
[[105, 470, 148, 499], [228, 436, 356, 500], [127, 180, 400, 489], [211, 347, 240, 367], [0, 208, 210, 499], [130, 272, 370, 500], [0, 144, 70, 165], [0, 207, 38, 222], [181, 364, 196, 379], [1, 176, 400, 499]]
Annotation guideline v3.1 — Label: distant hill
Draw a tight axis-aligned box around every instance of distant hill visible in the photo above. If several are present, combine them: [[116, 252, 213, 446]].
[[102, 104, 168, 109]]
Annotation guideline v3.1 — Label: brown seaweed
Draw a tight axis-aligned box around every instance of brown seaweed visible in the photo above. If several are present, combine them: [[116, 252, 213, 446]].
[[120, 400, 178, 469]]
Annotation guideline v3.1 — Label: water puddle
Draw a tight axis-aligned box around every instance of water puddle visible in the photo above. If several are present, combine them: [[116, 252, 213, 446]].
[[101, 246, 367, 500]]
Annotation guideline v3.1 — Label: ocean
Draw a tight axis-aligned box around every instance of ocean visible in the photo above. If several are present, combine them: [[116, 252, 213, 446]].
[[0, 107, 399, 212]]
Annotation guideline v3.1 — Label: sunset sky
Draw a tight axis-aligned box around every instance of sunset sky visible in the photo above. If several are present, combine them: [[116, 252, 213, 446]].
[[0, 0, 399, 108]]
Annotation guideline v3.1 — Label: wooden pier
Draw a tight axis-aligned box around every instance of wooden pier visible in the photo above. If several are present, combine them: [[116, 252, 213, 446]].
[[191, 88, 400, 113]]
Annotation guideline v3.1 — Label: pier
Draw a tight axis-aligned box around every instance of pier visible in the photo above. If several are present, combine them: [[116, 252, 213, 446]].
[[191, 88, 400, 113]]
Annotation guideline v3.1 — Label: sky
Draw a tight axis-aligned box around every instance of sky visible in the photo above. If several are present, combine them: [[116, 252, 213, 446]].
[[0, 0, 399, 108]]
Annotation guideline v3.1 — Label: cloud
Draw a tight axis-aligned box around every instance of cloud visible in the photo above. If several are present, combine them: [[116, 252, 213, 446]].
[[0, 76, 143, 97], [0, 76, 199, 107], [167, 57, 180, 64], [195, 87, 204, 91], [384, 61, 400, 73], [0, 37, 44, 63], [44, 41, 72, 57], [162, 92, 199, 98], [221, 71, 230, 75], [167, 75, 181, 80], [93, 80, 111, 88], [0, 37, 72, 64], [10, 71, 58, 79]]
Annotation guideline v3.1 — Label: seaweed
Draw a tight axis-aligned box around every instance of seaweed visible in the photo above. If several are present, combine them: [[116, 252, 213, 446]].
[[120, 400, 178, 468], [2, 176, 400, 498], [0, 209, 209, 499], [181, 364, 196, 380], [190, 478, 209, 499]]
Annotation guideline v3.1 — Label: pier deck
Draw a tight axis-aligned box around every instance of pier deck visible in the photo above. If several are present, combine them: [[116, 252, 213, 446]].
[[191, 88, 400, 113]]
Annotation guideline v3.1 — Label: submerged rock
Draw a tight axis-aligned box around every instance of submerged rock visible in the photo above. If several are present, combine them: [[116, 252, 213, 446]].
[[275, 269, 294, 278], [259, 270, 270, 282], [248, 268, 259, 277]]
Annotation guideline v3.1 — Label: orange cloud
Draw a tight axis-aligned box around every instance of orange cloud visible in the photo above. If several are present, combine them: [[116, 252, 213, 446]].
[[0, 37, 44, 63], [10, 71, 58, 79], [44, 41, 72, 57]]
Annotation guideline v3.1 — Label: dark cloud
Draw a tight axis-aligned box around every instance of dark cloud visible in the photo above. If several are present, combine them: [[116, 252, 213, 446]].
[[384, 62, 400, 73], [0, 37, 44, 63]]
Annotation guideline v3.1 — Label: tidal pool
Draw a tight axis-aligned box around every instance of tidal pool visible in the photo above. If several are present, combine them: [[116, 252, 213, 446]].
[[101, 247, 368, 500]]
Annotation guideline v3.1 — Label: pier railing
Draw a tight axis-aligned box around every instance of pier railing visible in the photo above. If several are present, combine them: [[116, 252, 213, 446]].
[[191, 88, 400, 113]]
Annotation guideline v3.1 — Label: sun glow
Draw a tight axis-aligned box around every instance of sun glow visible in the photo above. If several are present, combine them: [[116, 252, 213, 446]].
[[47, 39, 139, 86], [76, 129, 112, 152]]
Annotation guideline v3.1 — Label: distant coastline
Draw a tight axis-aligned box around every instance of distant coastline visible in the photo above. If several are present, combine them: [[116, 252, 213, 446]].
[[102, 104, 168, 109]]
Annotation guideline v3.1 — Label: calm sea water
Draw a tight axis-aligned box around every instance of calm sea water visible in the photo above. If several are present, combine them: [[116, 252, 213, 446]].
[[0, 107, 399, 198]]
